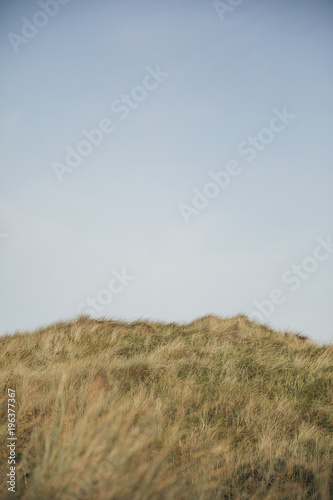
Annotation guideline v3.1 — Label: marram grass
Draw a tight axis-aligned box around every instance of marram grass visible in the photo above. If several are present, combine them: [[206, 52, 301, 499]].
[[0, 315, 332, 499]]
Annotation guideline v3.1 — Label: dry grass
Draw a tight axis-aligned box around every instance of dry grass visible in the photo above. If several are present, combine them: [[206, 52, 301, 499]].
[[0, 314, 332, 499]]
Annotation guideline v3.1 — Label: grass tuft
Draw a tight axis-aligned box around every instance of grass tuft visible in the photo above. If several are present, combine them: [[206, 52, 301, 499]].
[[0, 315, 332, 499]]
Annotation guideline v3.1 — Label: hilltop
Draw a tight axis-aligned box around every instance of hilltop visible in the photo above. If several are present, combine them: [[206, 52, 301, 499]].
[[0, 315, 332, 499]]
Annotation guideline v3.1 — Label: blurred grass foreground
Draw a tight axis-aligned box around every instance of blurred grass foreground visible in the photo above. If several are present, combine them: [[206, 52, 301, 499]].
[[0, 315, 332, 499]]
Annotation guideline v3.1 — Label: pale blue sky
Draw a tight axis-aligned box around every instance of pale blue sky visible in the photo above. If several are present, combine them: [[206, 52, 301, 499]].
[[0, 0, 332, 343]]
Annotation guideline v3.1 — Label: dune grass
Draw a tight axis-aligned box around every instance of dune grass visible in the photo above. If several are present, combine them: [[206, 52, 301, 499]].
[[0, 314, 332, 499]]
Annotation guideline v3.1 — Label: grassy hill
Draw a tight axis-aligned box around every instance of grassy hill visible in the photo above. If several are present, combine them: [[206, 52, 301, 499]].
[[0, 315, 332, 499]]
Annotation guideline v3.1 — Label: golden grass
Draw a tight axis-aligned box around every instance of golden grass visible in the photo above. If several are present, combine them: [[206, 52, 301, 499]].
[[0, 314, 332, 499]]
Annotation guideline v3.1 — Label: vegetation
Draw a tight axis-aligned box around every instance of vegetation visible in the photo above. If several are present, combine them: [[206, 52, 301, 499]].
[[0, 315, 332, 499]]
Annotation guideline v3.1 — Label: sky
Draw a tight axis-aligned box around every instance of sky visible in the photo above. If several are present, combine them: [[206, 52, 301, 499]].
[[0, 0, 332, 343]]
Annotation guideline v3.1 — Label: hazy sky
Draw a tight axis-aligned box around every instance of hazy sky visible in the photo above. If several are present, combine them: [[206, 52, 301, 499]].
[[0, 0, 332, 343]]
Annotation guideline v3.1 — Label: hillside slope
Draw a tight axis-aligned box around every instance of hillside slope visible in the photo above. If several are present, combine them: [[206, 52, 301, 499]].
[[0, 315, 332, 499]]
